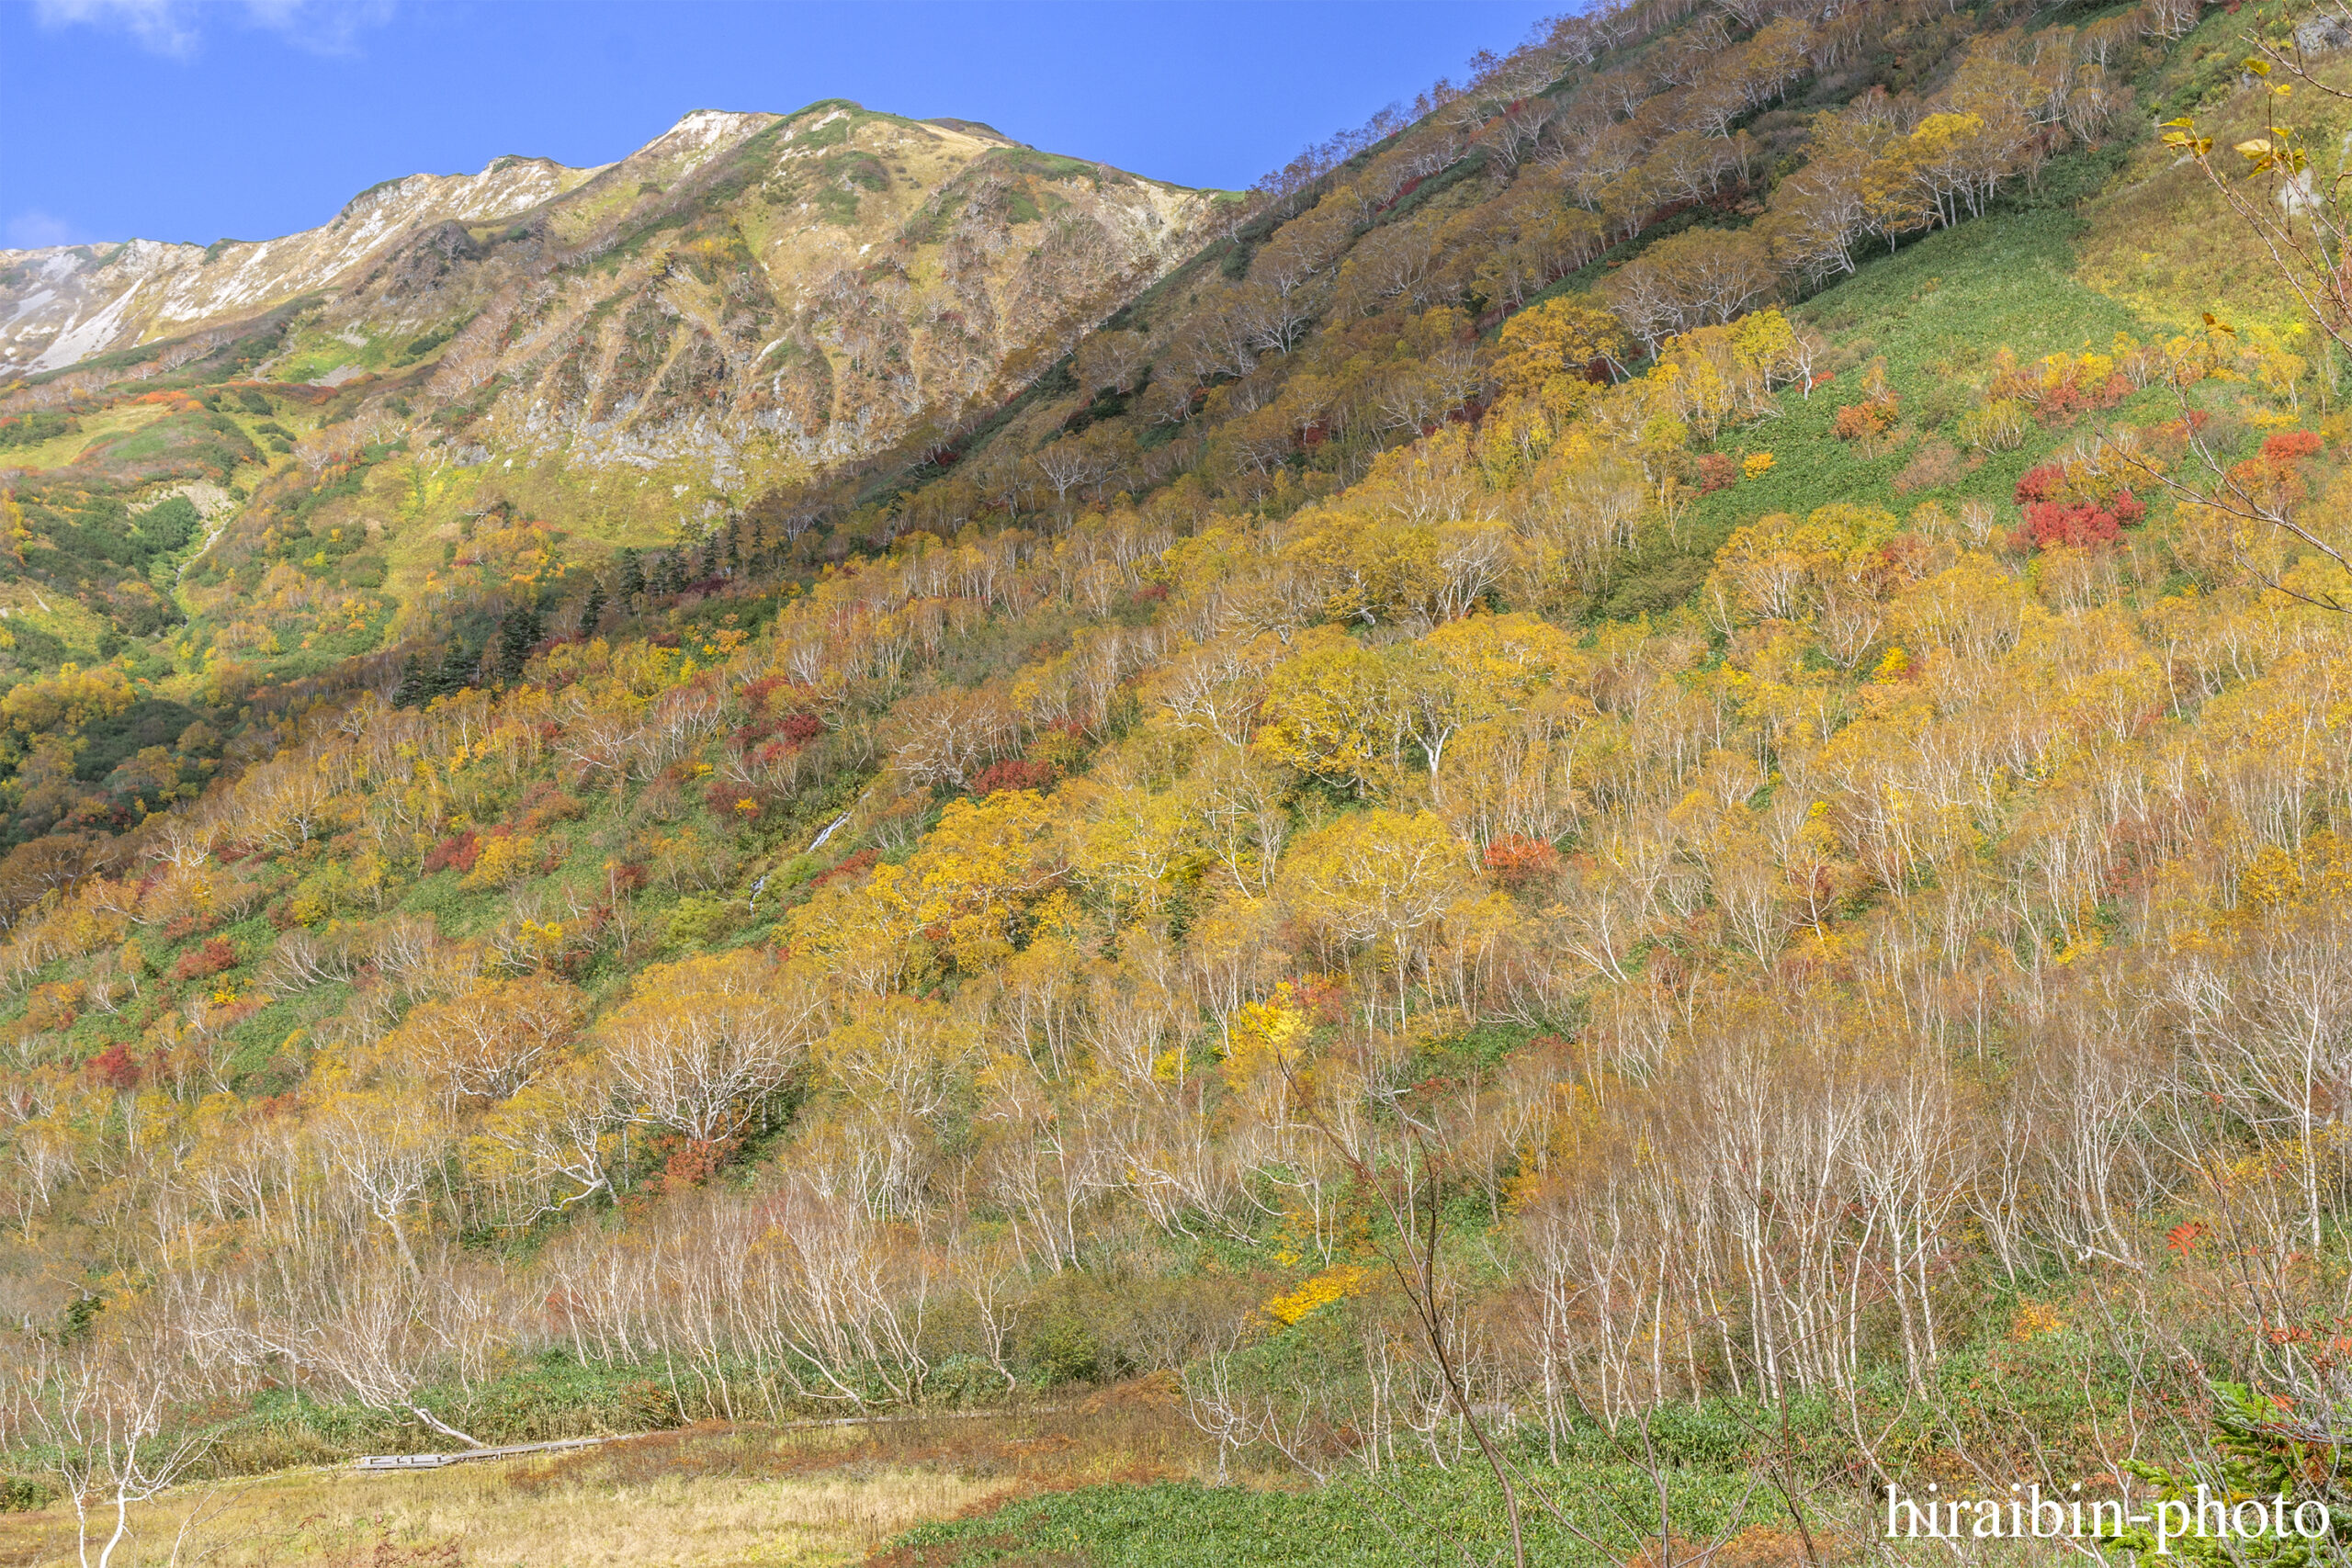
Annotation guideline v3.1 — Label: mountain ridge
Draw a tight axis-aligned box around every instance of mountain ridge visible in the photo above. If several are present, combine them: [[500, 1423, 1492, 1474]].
[[2, 151, 601, 376], [0, 104, 1206, 385], [2, 100, 1228, 531]]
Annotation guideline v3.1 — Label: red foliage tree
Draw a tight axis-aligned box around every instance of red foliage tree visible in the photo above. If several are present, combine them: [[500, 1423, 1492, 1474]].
[[969, 758, 1057, 797], [1483, 834, 1564, 886], [2262, 429, 2324, 464], [2015, 464, 2067, 504], [424, 832, 481, 874], [810, 849, 880, 890], [170, 936, 238, 982], [85, 1043, 143, 1090], [2017, 463, 2142, 550], [2023, 500, 2126, 550]]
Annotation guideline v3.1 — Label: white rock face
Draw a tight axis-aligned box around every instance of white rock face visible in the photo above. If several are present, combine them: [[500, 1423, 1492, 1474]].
[[637, 109, 775, 177], [0, 153, 603, 378]]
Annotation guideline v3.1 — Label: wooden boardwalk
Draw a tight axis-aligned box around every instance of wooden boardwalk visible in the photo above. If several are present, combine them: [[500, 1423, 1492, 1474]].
[[352, 1435, 619, 1471], [351, 1406, 1057, 1472]]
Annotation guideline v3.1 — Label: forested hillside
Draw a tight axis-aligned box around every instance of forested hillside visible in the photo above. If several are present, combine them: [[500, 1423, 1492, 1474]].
[[0, 104, 1223, 843], [6, 0, 2352, 1563]]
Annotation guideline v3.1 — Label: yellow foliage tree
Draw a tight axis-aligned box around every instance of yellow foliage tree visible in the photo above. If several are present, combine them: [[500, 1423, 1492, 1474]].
[[597, 949, 819, 1145], [1279, 808, 1469, 1019]]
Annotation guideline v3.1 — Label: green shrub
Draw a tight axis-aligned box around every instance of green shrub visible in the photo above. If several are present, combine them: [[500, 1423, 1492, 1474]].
[[0, 410, 78, 450], [393, 325, 456, 366], [134, 495, 201, 551], [664, 893, 741, 950], [0, 1475, 57, 1512]]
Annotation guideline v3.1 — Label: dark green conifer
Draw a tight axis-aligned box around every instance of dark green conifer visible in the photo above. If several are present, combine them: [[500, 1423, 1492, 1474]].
[[394, 651, 425, 707], [494, 594, 545, 683], [430, 636, 472, 698]]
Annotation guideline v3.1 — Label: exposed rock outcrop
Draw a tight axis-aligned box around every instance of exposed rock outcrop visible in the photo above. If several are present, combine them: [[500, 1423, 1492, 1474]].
[[2, 103, 1223, 491]]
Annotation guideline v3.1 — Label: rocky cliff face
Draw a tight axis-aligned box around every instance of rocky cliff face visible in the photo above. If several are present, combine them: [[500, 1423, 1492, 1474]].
[[1, 105, 1223, 495], [0, 156, 594, 375]]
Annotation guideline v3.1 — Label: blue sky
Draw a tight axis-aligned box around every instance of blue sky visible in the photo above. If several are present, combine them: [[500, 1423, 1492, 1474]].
[[2, 0, 1558, 250]]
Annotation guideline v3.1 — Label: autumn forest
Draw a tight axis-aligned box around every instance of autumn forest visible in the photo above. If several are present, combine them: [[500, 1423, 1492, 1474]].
[[4, 0, 2352, 1563]]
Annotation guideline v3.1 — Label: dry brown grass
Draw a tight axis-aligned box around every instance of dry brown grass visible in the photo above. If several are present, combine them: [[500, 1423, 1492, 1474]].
[[0, 1382, 1210, 1567]]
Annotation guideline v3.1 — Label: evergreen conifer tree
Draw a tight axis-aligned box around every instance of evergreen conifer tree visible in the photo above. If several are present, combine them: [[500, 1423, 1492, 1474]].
[[494, 594, 545, 684], [430, 636, 471, 699], [394, 651, 425, 707]]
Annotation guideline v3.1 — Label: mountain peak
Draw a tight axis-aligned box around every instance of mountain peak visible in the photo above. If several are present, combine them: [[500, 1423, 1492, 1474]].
[[922, 117, 1023, 147], [655, 107, 781, 150]]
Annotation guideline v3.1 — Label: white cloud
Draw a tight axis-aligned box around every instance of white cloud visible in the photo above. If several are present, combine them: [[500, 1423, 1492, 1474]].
[[33, 0, 198, 57], [5, 210, 87, 250], [236, 0, 396, 56], [33, 0, 394, 58]]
